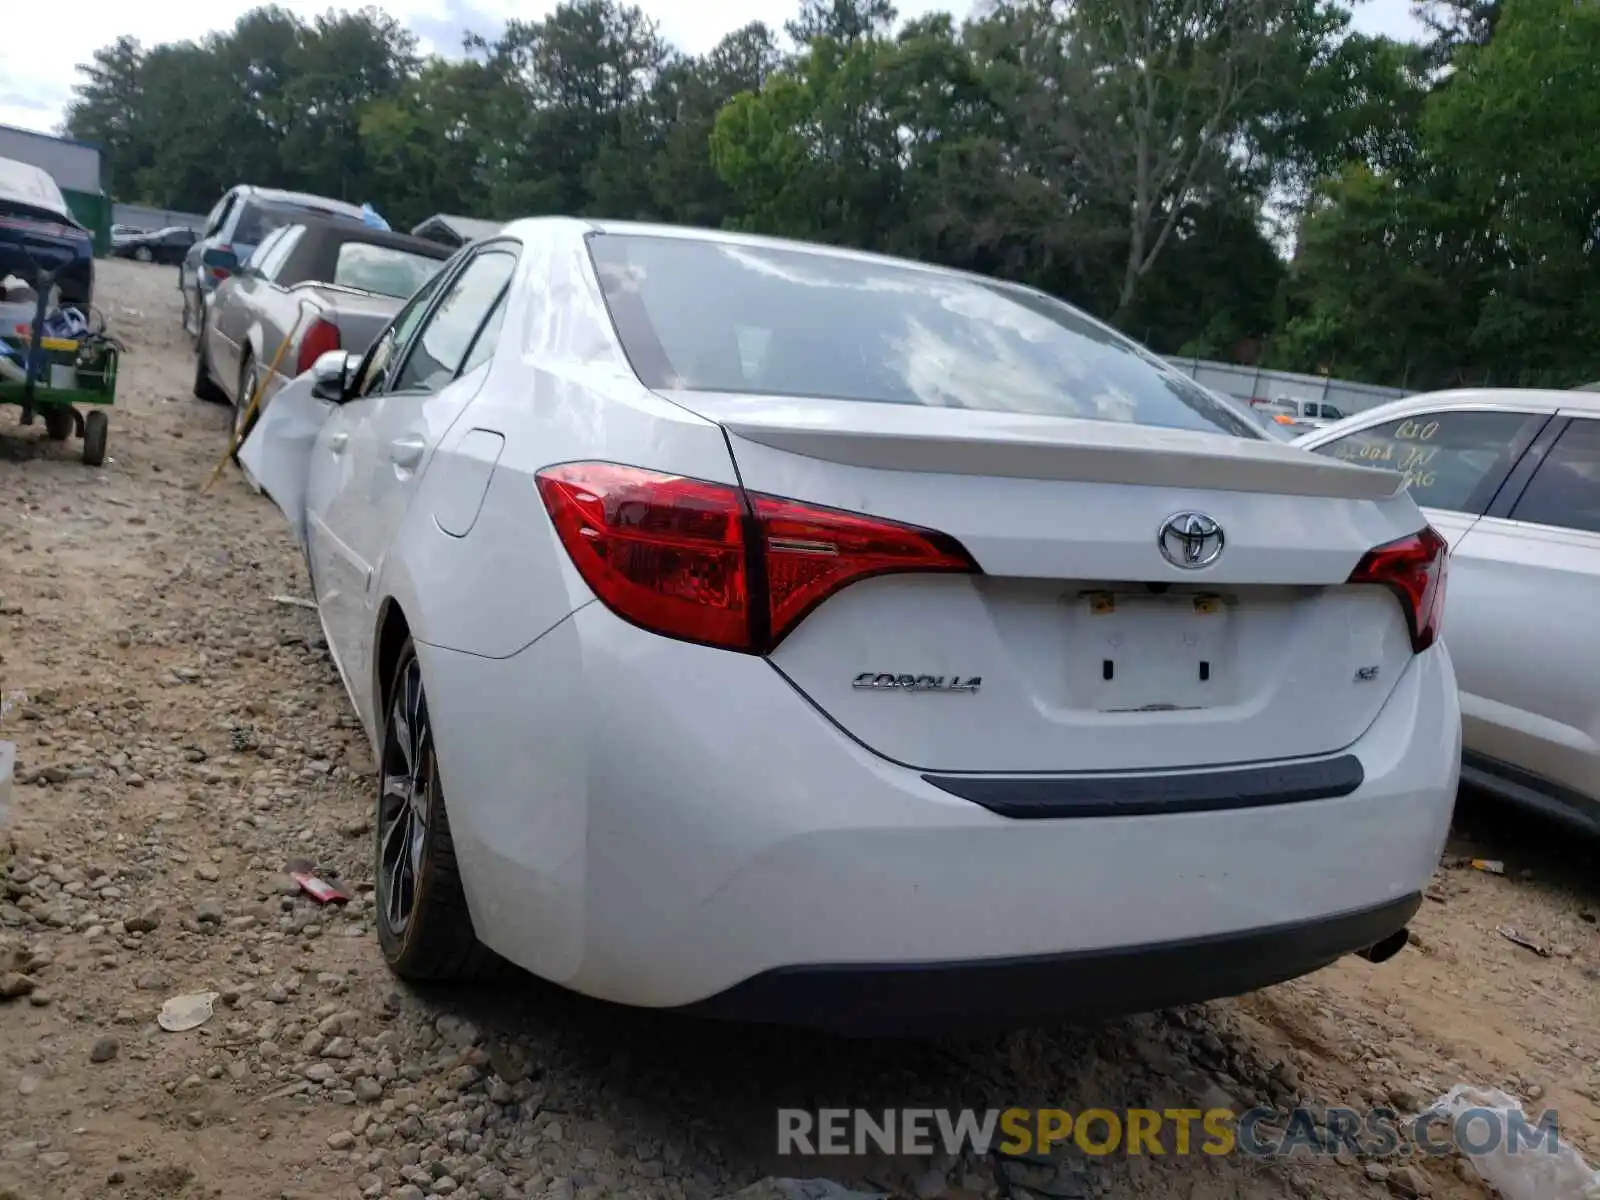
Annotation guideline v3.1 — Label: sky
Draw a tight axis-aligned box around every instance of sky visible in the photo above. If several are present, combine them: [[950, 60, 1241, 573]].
[[0, 0, 1427, 140]]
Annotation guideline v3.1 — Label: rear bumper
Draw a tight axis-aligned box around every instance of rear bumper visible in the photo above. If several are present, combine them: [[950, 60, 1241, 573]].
[[419, 605, 1460, 1019], [683, 892, 1421, 1034]]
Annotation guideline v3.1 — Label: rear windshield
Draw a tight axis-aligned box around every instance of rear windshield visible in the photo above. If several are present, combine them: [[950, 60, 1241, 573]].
[[333, 242, 442, 300], [587, 234, 1260, 438]]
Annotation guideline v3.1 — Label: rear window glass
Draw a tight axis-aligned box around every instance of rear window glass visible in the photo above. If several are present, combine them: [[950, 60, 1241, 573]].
[[333, 242, 443, 300], [586, 234, 1260, 438]]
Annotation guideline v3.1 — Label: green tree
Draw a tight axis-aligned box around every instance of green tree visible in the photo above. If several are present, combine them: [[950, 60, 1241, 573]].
[[1421, 0, 1600, 383], [58, 0, 1600, 391]]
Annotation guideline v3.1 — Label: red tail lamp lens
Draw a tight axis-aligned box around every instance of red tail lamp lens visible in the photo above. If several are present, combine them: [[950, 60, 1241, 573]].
[[1347, 525, 1448, 653], [296, 318, 342, 376], [536, 462, 978, 652]]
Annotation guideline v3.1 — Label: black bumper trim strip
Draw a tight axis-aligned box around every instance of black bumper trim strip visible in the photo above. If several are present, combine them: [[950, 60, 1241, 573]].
[[920, 753, 1364, 819]]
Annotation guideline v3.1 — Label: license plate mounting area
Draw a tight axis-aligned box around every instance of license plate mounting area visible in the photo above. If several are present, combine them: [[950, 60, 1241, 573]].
[[1069, 589, 1232, 713]]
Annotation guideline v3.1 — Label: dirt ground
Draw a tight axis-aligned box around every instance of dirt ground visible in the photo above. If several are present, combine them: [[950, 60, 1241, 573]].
[[1, 257, 1597, 1200]]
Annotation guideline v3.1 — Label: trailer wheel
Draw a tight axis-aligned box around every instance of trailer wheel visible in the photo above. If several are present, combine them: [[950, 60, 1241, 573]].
[[82, 410, 108, 467], [43, 407, 74, 441]]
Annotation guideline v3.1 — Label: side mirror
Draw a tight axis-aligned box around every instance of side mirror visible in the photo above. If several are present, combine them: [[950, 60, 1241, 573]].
[[310, 350, 360, 403], [202, 246, 238, 272]]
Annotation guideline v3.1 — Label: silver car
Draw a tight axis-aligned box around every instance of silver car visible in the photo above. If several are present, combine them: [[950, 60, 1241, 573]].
[[195, 215, 452, 446], [1296, 389, 1600, 833]]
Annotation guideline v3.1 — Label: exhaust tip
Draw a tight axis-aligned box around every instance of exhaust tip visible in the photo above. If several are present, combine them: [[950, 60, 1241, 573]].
[[1355, 927, 1410, 965]]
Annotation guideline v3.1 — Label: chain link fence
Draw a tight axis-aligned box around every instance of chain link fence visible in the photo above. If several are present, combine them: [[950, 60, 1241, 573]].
[[1164, 357, 1412, 417]]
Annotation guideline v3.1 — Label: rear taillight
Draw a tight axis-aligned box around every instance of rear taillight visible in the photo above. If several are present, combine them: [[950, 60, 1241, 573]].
[[535, 462, 978, 652], [296, 318, 342, 375], [1347, 526, 1448, 653]]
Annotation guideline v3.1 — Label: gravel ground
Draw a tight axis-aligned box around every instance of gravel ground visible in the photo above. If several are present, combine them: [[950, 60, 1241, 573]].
[[1, 258, 1597, 1200]]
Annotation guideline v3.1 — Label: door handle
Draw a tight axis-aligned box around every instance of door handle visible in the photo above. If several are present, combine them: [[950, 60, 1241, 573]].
[[328, 432, 348, 454], [390, 435, 426, 469]]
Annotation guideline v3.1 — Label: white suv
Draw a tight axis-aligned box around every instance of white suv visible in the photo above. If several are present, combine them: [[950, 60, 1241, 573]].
[[1297, 389, 1600, 834]]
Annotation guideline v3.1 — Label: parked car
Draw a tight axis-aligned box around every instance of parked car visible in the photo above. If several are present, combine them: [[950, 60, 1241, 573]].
[[1248, 395, 1346, 436], [111, 225, 196, 264], [180, 185, 370, 342], [1296, 389, 1600, 835], [240, 219, 1458, 1032], [0, 155, 93, 308], [1264, 396, 1347, 426], [196, 216, 452, 446]]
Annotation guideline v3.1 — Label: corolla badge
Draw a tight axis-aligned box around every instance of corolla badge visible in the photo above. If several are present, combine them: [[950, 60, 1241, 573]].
[[1158, 512, 1225, 569], [852, 673, 981, 693]]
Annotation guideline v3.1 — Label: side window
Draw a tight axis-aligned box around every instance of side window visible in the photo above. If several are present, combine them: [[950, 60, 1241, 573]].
[[1309, 410, 1544, 513], [258, 226, 305, 282], [1507, 418, 1600, 534], [391, 250, 517, 394], [351, 270, 451, 401], [458, 291, 509, 378], [244, 227, 288, 275], [204, 193, 233, 237], [1323, 404, 1345, 421]]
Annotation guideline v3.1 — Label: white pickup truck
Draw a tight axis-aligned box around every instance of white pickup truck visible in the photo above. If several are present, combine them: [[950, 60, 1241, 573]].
[[1252, 396, 1348, 434]]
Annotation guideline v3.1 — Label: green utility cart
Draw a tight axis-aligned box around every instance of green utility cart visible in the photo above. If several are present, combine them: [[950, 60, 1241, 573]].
[[1, 327, 119, 467]]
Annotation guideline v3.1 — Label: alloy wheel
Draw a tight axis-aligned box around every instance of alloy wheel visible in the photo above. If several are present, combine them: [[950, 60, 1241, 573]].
[[376, 656, 432, 937]]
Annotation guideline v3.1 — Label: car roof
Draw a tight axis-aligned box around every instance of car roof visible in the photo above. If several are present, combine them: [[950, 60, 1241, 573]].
[[1293, 386, 1600, 446], [577, 218, 990, 282], [285, 214, 452, 256], [1356, 387, 1600, 418], [237, 186, 366, 219], [270, 215, 452, 288]]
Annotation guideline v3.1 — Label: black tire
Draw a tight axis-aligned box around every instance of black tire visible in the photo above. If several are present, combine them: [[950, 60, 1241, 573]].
[[192, 336, 227, 404], [373, 638, 490, 980], [182, 278, 203, 344], [42, 406, 74, 442], [82, 410, 107, 467], [231, 357, 260, 462]]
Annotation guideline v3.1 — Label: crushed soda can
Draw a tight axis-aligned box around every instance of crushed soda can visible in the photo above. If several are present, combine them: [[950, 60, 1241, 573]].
[[1470, 859, 1506, 875]]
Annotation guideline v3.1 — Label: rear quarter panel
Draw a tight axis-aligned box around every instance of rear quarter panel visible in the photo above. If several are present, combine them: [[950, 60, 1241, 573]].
[[316, 289, 403, 358], [375, 223, 740, 663], [250, 287, 332, 400]]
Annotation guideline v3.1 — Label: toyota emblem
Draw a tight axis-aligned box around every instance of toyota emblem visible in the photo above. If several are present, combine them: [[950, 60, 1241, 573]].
[[1158, 512, 1224, 569]]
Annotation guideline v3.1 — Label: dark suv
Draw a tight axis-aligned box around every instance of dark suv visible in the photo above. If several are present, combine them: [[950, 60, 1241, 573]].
[[180, 185, 368, 339]]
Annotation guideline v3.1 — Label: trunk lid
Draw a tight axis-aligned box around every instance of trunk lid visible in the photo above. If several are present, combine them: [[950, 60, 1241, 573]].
[[664, 391, 1426, 774], [295, 284, 404, 356]]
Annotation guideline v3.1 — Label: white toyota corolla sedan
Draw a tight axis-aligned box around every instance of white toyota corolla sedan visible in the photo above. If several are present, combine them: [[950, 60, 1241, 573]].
[[241, 218, 1460, 1033]]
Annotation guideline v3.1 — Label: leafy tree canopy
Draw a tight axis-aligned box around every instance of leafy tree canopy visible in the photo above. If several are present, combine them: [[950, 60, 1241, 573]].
[[65, 0, 1600, 387]]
